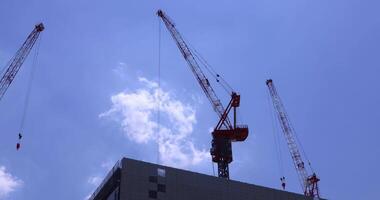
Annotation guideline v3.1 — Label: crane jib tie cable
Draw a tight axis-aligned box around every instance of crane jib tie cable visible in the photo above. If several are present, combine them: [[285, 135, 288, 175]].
[[17, 35, 42, 151]]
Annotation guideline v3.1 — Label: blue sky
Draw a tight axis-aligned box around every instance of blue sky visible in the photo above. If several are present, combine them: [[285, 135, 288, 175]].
[[0, 0, 379, 199]]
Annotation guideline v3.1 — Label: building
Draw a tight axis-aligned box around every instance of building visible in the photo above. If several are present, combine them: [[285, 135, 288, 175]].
[[88, 158, 322, 200]]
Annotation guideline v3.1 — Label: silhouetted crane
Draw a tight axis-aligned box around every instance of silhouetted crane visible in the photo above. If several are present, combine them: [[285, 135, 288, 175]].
[[158, 10, 248, 179], [266, 79, 320, 198]]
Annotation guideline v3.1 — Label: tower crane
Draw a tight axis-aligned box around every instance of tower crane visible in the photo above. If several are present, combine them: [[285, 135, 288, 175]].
[[266, 79, 320, 198], [157, 10, 249, 179], [0, 23, 44, 101]]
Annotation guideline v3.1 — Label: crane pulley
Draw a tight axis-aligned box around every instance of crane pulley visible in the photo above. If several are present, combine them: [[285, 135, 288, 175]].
[[157, 10, 248, 179], [266, 79, 320, 198]]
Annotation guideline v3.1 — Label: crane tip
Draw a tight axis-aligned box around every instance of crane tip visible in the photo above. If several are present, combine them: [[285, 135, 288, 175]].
[[157, 9, 164, 17], [266, 79, 273, 85], [35, 23, 45, 32]]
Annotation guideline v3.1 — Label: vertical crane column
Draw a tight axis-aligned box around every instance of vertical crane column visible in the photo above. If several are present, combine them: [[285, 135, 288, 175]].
[[266, 79, 320, 198], [0, 23, 44, 101]]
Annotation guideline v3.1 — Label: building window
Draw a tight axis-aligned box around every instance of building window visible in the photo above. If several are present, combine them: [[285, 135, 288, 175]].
[[148, 190, 157, 199], [149, 176, 157, 183], [158, 184, 166, 193], [157, 168, 166, 177]]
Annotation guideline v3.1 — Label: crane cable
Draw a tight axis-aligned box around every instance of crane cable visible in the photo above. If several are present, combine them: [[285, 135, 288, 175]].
[[182, 36, 218, 177], [185, 40, 233, 176], [266, 88, 286, 189], [17, 34, 42, 150], [183, 36, 234, 95], [156, 17, 162, 164], [289, 119, 315, 173], [276, 89, 314, 173], [159, 17, 230, 177], [191, 47, 233, 94]]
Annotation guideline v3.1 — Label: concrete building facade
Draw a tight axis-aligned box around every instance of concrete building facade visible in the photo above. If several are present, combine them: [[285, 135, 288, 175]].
[[89, 158, 321, 200]]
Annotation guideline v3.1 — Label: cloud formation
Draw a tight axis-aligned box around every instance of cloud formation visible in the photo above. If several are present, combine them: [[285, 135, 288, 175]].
[[100, 77, 209, 168], [87, 176, 102, 187], [0, 166, 23, 199], [112, 61, 128, 78]]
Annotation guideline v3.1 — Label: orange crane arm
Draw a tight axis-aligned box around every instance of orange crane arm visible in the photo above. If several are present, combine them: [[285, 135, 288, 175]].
[[0, 23, 44, 101]]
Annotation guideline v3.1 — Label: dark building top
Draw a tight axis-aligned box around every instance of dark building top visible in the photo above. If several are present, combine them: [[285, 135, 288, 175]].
[[89, 158, 324, 200]]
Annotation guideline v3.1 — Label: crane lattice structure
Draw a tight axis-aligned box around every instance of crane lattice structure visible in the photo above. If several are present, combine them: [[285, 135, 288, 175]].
[[158, 10, 248, 179], [266, 79, 320, 198], [0, 23, 44, 101]]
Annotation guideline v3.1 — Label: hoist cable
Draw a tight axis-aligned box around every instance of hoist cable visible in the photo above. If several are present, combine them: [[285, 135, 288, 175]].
[[192, 51, 231, 94], [16, 34, 42, 150], [19, 35, 42, 133], [183, 38, 234, 95], [267, 88, 285, 178], [156, 17, 162, 165], [291, 123, 315, 173], [192, 48, 234, 92], [191, 47, 234, 94]]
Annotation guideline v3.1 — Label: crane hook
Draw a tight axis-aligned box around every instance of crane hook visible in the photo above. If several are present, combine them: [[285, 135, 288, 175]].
[[280, 176, 286, 190], [16, 133, 22, 150]]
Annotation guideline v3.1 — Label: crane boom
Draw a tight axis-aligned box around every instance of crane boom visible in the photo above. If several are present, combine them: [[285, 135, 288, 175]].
[[0, 23, 44, 101], [266, 79, 320, 198], [157, 10, 232, 129], [158, 10, 248, 179]]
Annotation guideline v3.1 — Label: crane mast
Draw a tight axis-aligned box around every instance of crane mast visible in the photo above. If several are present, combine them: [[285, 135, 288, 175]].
[[266, 79, 320, 198], [157, 10, 248, 179], [0, 23, 44, 101]]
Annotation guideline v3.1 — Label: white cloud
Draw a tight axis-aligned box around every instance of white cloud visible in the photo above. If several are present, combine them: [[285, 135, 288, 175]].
[[100, 77, 209, 168], [0, 166, 23, 199], [138, 77, 158, 88], [87, 176, 102, 186], [100, 160, 115, 171], [112, 61, 128, 78]]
